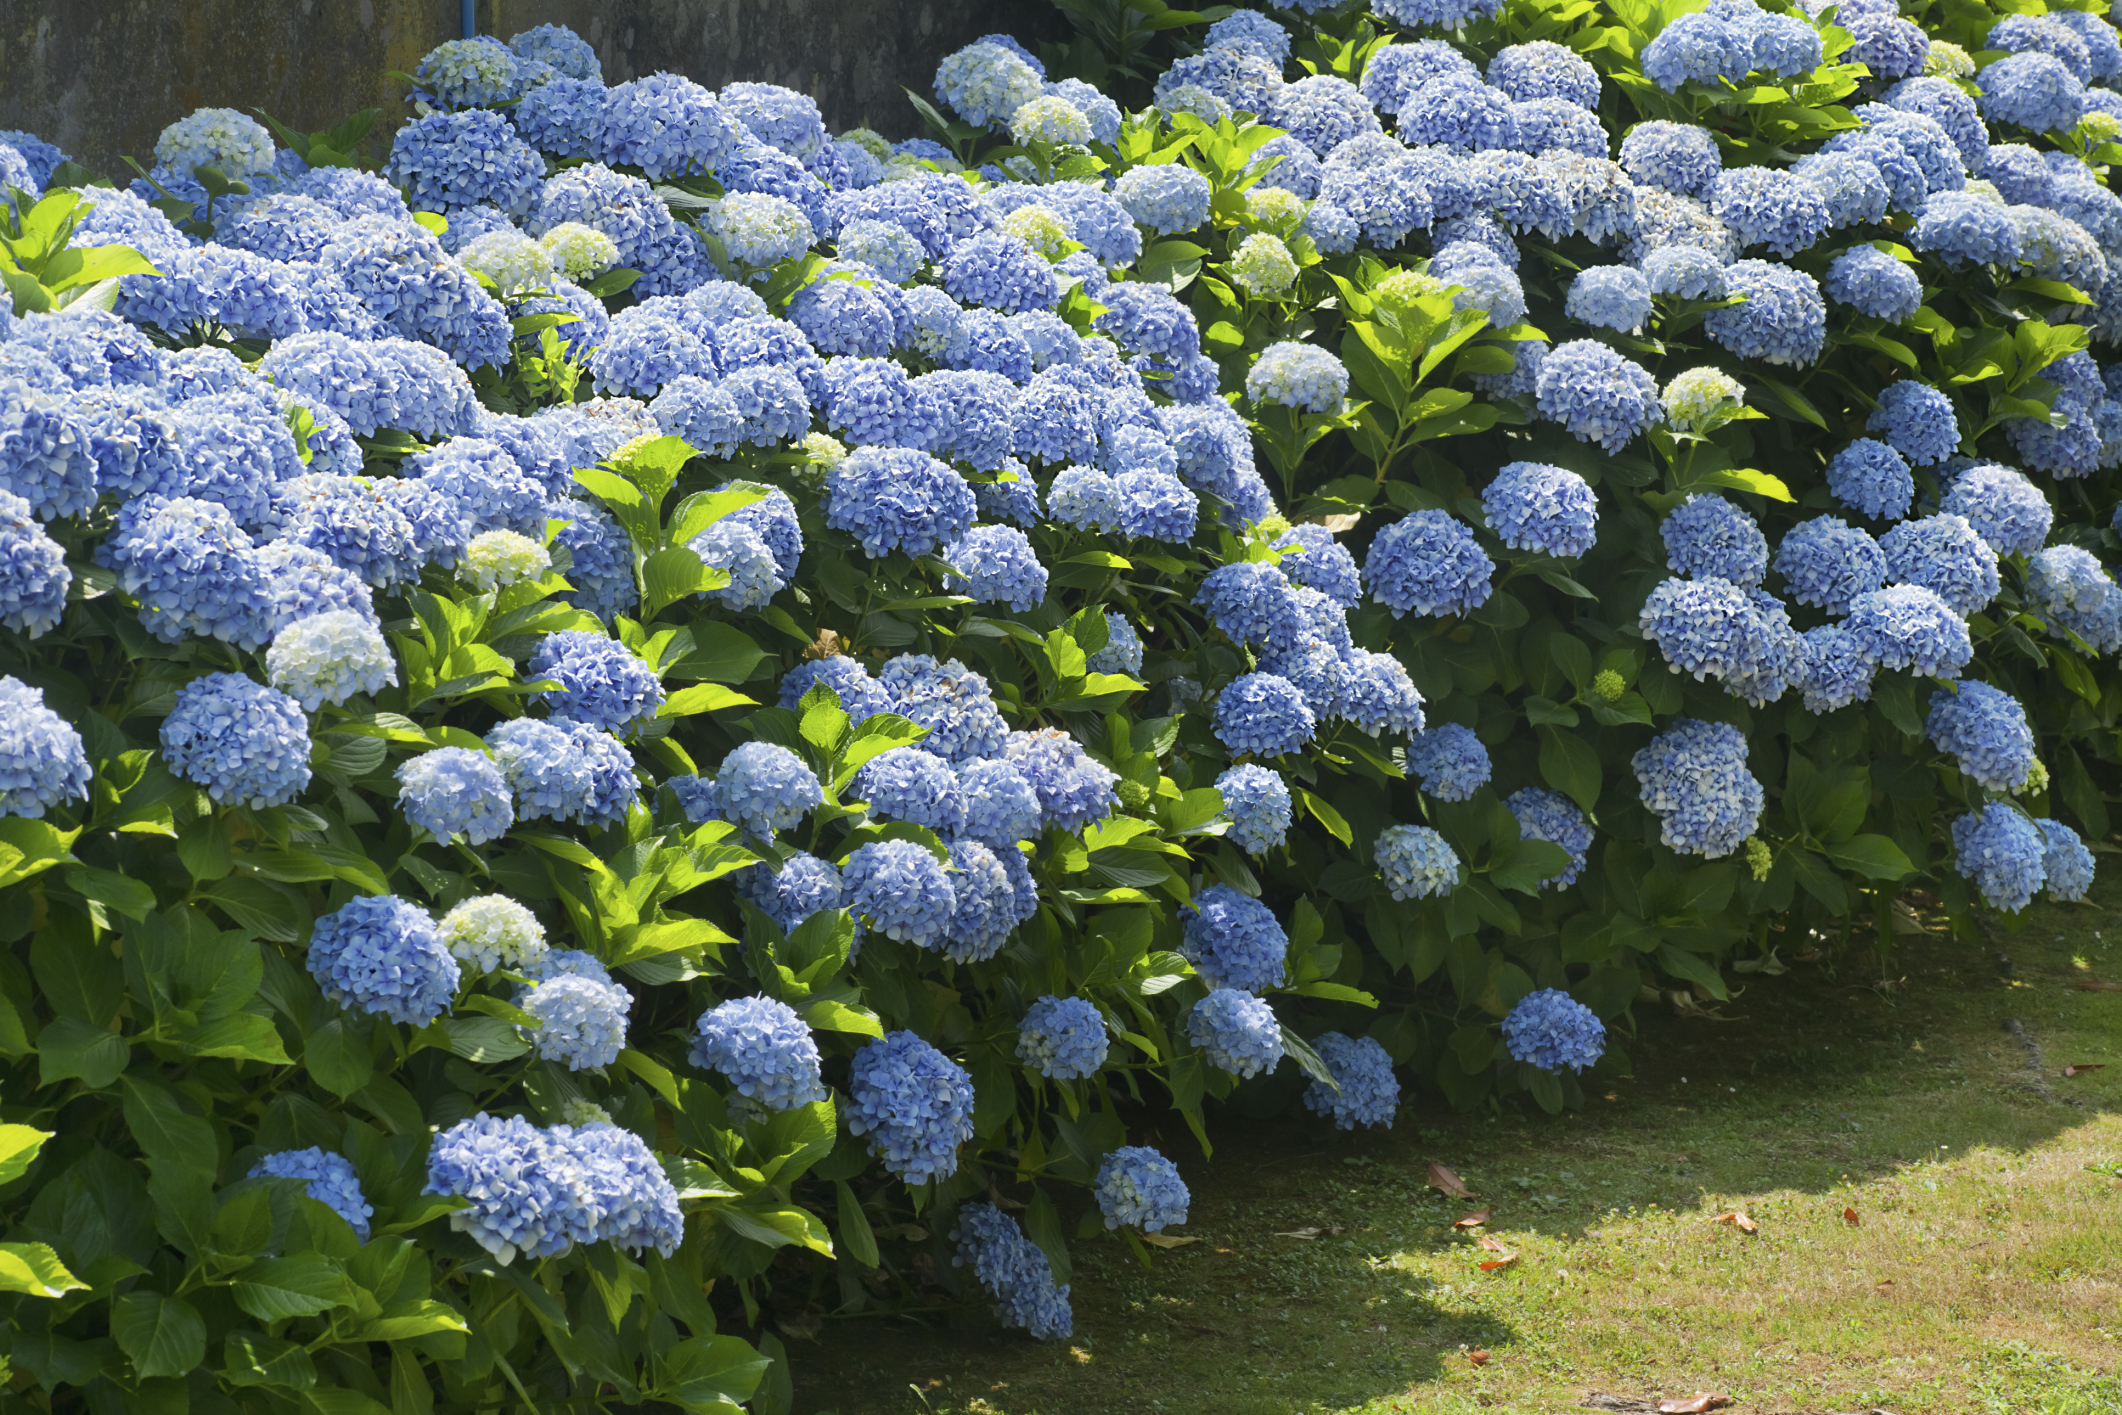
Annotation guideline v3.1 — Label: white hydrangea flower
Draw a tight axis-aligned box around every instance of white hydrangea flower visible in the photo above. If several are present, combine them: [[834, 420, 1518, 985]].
[[154, 107, 277, 178], [264, 610, 398, 711], [538, 221, 621, 279], [460, 529, 553, 592], [459, 230, 555, 295], [439, 896, 549, 974]]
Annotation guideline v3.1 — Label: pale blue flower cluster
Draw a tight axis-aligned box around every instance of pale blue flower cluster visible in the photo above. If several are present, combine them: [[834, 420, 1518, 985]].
[[1095, 1146, 1190, 1232], [265, 610, 397, 710], [1004, 727, 1119, 831], [1407, 723, 1491, 801], [521, 973, 631, 1069], [946, 525, 1048, 610], [857, 747, 967, 835], [529, 630, 665, 735], [1364, 511, 1495, 617], [1179, 883, 1288, 993], [1702, 259, 1826, 365], [1303, 1033, 1400, 1129], [1565, 266, 1652, 331], [251, 1149, 374, 1241], [826, 447, 977, 557], [1951, 801, 2047, 911], [1213, 672, 1317, 757], [160, 672, 311, 808], [1926, 681, 2037, 792], [1844, 584, 1973, 677], [1501, 988, 1605, 1072], [438, 896, 548, 975], [690, 995, 827, 1108], [1482, 460, 1599, 557], [847, 1030, 976, 1183], [2038, 818, 2097, 902], [1115, 164, 1213, 235], [1374, 824, 1462, 899], [307, 894, 461, 1027], [1826, 438, 1915, 522], [1188, 988, 1285, 1078], [488, 718, 639, 827], [1798, 625, 1878, 712], [0, 677, 90, 819], [1773, 516, 1887, 614], [1632, 718, 1763, 858], [1879, 514, 2000, 616], [1017, 995, 1109, 1079], [1245, 341, 1349, 412], [843, 839, 958, 947], [1823, 246, 1923, 322], [1506, 786, 1592, 888], [1535, 340, 1661, 452], [1866, 381, 1959, 465], [0, 492, 69, 638], [1216, 764, 1293, 853], [952, 1202, 1074, 1340]]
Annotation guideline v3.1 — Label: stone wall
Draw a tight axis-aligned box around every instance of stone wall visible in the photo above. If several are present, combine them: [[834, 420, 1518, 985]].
[[0, 0, 1061, 179]]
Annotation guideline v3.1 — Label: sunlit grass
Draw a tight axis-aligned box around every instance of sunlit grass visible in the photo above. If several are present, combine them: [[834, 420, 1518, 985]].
[[801, 888, 2122, 1415]]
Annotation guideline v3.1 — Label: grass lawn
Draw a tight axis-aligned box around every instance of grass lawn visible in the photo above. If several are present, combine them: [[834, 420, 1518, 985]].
[[794, 883, 2122, 1415]]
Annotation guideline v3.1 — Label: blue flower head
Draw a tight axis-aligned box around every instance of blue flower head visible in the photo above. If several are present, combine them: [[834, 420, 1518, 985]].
[[1642, 12, 1755, 92], [1088, 613, 1144, 677], [307, 894, 461, 1027], [489, 718, 639, 827], [1187, 988, 1285, 1078], [0, 492, 69, 639], [1213, 672, 1316, 757], [0, 677, 89, 819], [847, 1030, 975, 1183], [1115, 164, 1212, 235], [1483, 460, 1599, 556], [1535, 340, 1661, 452], [1375, 824, 1462, 899], [1620, 120, 1721, 200], [941, 838, 1031, 963], [1180, 883, 1288, 993], [1565, 265, 1653, 331], [941, 232, 1061, 314], [1304, 1033, 1401, 1129], [856, 747, 966, 836], [1978, 52, 2086, 133], [161, 673, 311, 809], [1798, 624, 1879, 712], [1794, 153, 1891, 229], [1702, 259, 1826, 366], [530, 630, 665, 735], [266, 610, 398, 711], [1407, 723, 1492, 801], [712, 741, 823, 839], [825, 447, 976, 558], [843, 839, 957, 947], [1502, 988, 1605, 1071], [1879, 513, 2000, 616], [1505, 787, 1592, 888], [1952, 802, 2046, 911], [424, 1114, 600, 1263], [1364, 511, 1495, 618], [1663, 494, 1768, 587], [1867, 381, 1959, 465], [1017, 995, 1108, 1081], [1003, 727, 1118, 831], [1632, 718, 1764, 857], [1217, 764, 1293, 853], [737, 852, 850, 937], [1826, 438, 1916, 521], [951, 1202, 1074, 1340], [251, 1149, 374, 1242], [946, 525, 1048, 611], [1844, 584, 1973, 677], [1940, 464, 2049, 558], [1823, 245, 1923, 323], [691, 995, 827, 1108], [1926, 680, 2036, 792], [1773, 516, 1887, 614], [2039, 818, 2097, 902], [1095, 1145, 1190, 1232], [521, 973, 631, 1070], [1712, 167, 1829, 257]]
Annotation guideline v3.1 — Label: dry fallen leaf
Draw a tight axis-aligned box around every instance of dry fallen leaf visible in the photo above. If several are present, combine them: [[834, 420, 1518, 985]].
[[1272, 1227, 1323, 1240], [1712, 1211, 1759, 1234], [2062, 1063, 2107, 1078], [1467, 1348, 1490, 1366], [1655, 1396, 1733, 1414], [1140, 1233, 1197, 1249], [1844, 1207, 1861, 1226], [1452, 1207, 1494, 1229], [2075, 978, 2122, 992], [1475, 1234, 1518, 1269], [1428, 1162, 1472, 1198]]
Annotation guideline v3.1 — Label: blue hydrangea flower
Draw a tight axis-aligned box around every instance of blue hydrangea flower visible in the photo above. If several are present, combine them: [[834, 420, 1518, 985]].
[[1702, 259, 1826, 365], [1793, 153, 1891, 229], [847, 1030, 975, 1184], [890, 657, 1012, 764], [1619, 120, 1720, 199], [529, 630, 665, 735], [547, 497, 638, 622], [950, 760, 1042, 853], [1407, 723, 1491, 801], [1880, 513, 2000, 616], [1773, 516, 1887, 614], [1114, 164, 1212, 235], [1534, 340, 1660, 452], [0, 384, 94, 522], [250, 1149, 374, 1241], [318, 216, 512, 369], [1088, 613, 1144, 677], [1365, 511, 1495, 617], [1565, 265, 1653, 331], [307, 894, 459, 1027], [1952, 802, 2047, 911], [1711, 167, 1829, 257], [1505, 787, 1591, 888], [737, 853, 850, 939], [425, 1113, 599, 1263], [1941, 464, 2050, 558], [1910, 192, 2021, 266], [1844, 584, 1974, 677], [940, 838, 1027, 963], [521, 974, 630, 1070], [1663, 494, 1768, 587], [1303, 1033, 1400, 1129], [596, 73, 743, 178], [933, 40, 1045, 126], [1483, 460, 1599, 557], [1188, 988, 1284, 1078], [1823, 245, 1923, 322], [824, 446, 975, 558], [843, 840, 957, 947], [1978, 52, 2085, 133], [1798, 624, 1878, 712], [951, 1202, 1074, 1340], [1927, 681, 2036, 792], [559, 1120, 684, 1258], [711, 741, 823, 839], [945, 525, 1048, 611], [1640, 576, 1764, 682], [161, 673, 310, 808], [1217, 764, 1292, 853], [1867, 382, 1959, 465], [1195, 561, 1303, 653], [437, 895, 547, 975], [1112, 470, 1199, 542], [1093, 284, 1202, 362], [690, 995, 827, 1108], [1009, 995, 1108, 1083], [1372, 0, 1502, 30], [388, 109, 545, 214], [1642, 12, 1755, 92], [856, 747, 966, 836], [0, 490, 68, 639], [1826, 438, 1916, 522], [939, 231, 1060, 314], [1501, 988, 1605, 1071], [1338, 650, 1426, 738], [1632, 718, 1764, 858], [1375, 824, 1461, 899], [489, 718, 638, 827], [0, 677, 89, 819], [1089, 1146, 1191, 1239], [1180, 884, 1288, 993], [2039, 818, 2096, 902], [265, 610, 397, 711], [1213, 673, 1316, 757]]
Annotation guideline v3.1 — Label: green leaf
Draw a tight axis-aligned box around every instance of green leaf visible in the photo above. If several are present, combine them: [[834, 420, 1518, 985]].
[[801, 997, 884, 1037], [667, 621, 767, 684], [120, 1074, 215, 1176], [442, 1015, 530, 1063], [352, 1299, 471, 1342], [222, 1331, 317, 1390], [641, 545, 724, 618], [64, 865, 157, 919], [658, 683, 757, 718], [0, 1242, 86, 1299], [303, 1016, 373, 1098], [1823, 834, 1914, 881], [834, 1181, 879, 1267], [0, 1123, 51, 1185], [36, 1017, 128, 1088], [715, 1205, 835, 1257], [179, 1012, 291, 1064], [231, 1255, 357, 1322], [1685, 466, 1794, 502], [112, 1290, 206, 1378], [1654, 944, 1729, 1002], [660, 1334, 772, 1408], [1538, 727, 1601, 812], [1296, 788, 1353, 846]]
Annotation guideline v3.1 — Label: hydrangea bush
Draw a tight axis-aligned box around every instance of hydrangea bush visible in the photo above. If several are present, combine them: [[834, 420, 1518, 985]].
[[1, 0, 2120, 1398]]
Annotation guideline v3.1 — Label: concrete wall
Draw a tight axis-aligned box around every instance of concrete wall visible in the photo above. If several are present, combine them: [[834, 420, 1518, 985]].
[[0, 0, 1062, 179]]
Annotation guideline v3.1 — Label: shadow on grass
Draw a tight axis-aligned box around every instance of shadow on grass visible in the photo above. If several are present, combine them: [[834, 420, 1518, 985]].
[[794, 887, 2122, 1415]]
